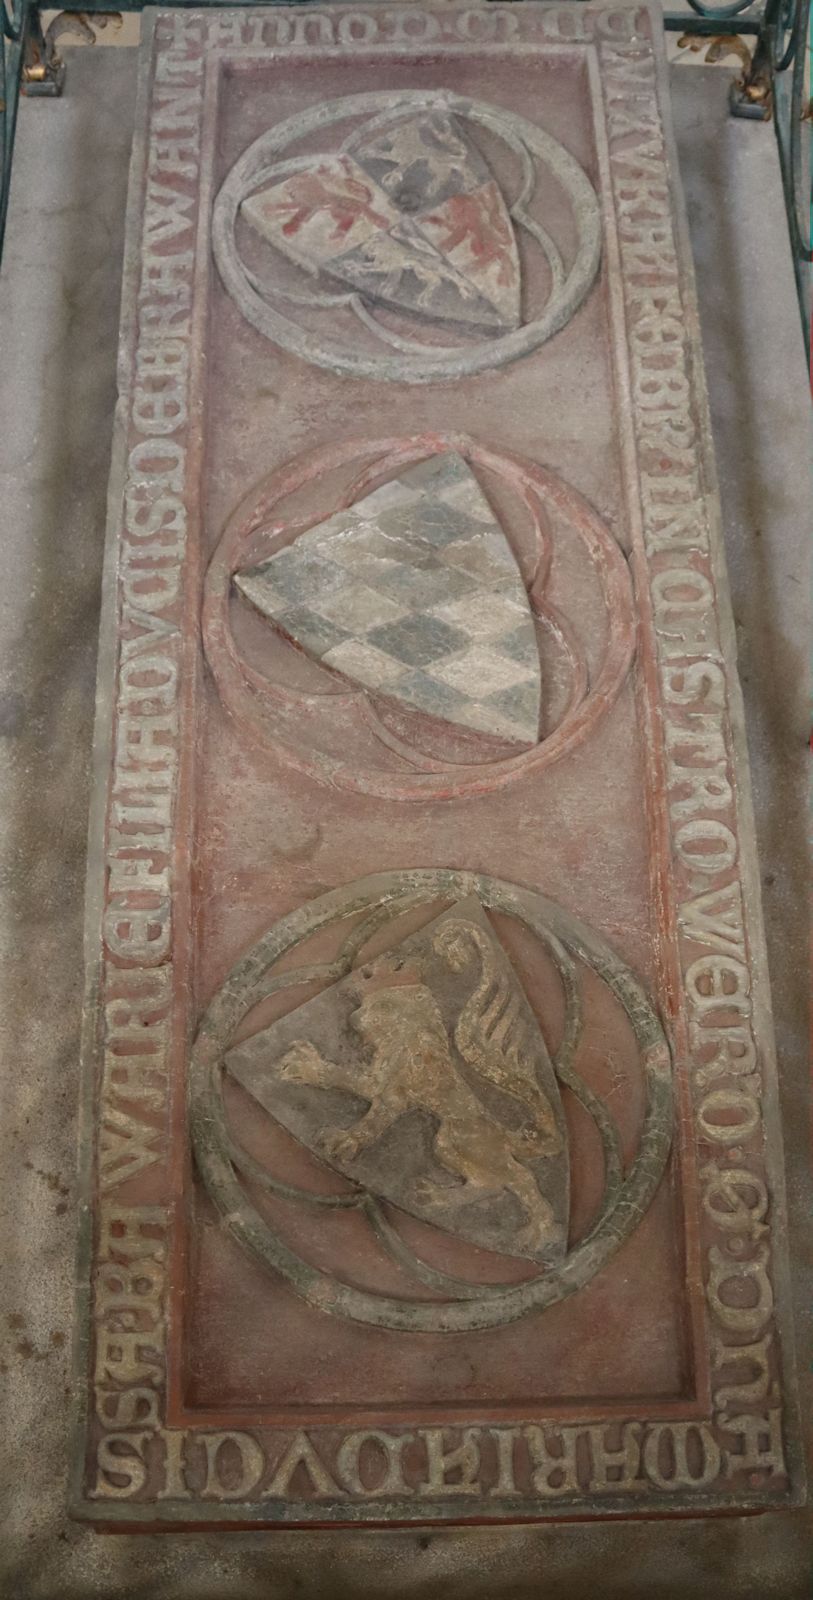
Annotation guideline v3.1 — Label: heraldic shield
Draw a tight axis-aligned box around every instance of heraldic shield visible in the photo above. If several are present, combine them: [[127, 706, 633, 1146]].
[[190, 869, 673, 1334], [226, 895, 570, 1267]]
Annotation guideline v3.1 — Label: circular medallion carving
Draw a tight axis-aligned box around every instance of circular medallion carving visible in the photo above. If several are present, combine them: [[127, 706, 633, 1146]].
[[202, 434, 637, 801], [190, 871, 673, 1333], [212, 91, 601, 382]]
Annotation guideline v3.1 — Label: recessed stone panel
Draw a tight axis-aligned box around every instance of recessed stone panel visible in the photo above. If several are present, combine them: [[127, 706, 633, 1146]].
[[71, 2, 803, 1531]]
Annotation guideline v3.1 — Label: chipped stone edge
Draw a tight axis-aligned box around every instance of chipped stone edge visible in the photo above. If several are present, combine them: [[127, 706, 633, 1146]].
[[66, 0, 806, 1527], [650, 0, 805, 1507], [67, 7, 160, 1522]]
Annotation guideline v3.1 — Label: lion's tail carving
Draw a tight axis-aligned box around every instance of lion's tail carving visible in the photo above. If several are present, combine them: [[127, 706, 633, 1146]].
[[433, 919, 562, 1158]]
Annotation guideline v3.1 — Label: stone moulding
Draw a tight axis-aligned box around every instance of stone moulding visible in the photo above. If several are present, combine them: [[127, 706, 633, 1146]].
[[211, 87, 602, 381], [69, 0, 804, 1530], [201, 432, 638, 799], [191, 872, 673, 1329]]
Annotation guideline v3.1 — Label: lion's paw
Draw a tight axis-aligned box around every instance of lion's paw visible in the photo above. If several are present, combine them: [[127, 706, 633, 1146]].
[[279, 1041, 322, 1083], [319, 1126, 363, 1164], [515, 1215, 561, 1254], [411, 1175, 441, 1207]]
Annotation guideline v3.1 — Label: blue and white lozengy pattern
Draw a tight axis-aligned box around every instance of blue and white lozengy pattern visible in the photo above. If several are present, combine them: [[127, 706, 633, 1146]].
[[234, 453, 542, 746]]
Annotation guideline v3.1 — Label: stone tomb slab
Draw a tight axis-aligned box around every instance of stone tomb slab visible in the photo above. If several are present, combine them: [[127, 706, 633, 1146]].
[[72, 2, 803, 1529]]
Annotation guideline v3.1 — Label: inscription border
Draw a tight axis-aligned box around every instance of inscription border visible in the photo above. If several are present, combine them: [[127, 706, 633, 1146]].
[[70, 0, 804, 1527]]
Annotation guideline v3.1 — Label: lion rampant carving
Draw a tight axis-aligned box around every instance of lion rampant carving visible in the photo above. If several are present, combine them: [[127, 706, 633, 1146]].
[[279, 917, 564, 1254]]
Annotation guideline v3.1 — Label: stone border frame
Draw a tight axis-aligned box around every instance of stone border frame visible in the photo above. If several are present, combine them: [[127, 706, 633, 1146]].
[[69, 1, 804, 1527]]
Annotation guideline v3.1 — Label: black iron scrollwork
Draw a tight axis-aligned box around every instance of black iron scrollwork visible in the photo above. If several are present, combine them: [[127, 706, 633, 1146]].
[[666, 0, 811, 344], [1, 0, 27, 256]]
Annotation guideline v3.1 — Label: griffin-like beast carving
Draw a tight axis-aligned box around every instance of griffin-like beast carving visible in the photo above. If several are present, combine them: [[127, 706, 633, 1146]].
[[279, 917, 564, 1255]]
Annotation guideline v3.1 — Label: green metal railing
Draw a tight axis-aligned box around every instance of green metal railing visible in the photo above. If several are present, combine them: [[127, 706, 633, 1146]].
[[1, 0, 811, 351]]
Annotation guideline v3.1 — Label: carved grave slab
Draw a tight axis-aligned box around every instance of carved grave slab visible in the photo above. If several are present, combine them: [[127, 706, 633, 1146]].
[[72, 1, 803, 1528]]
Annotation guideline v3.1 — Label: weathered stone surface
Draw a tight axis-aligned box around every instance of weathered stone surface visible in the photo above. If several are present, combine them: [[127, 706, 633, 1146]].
[[241, 113, 523, 332], [226, 896, 571, 1266], [234, 453, 542, 743], [214, 74, 600, 380], [68, 2, 803, 1537]]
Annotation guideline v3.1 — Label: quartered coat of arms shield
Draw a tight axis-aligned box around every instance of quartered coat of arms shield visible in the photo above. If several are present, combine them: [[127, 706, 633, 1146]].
[[226, 897, 570, 1265], [213, 90, 601, 381], [240, 112, 522, 336]]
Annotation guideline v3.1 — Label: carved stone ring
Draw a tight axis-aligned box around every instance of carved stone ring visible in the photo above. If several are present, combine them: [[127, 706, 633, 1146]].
[[212, 90, 602, 382], [190, 870, 673, 1333], [202, 434, 637, 801]]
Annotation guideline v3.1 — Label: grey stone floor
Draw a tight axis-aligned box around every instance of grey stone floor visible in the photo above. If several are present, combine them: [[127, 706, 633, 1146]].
[[0, 47, 810, 1600]]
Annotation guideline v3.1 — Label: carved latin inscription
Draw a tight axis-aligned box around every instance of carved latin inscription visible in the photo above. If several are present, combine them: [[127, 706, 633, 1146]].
[[600, 27, 788, 1482], [93, 1416, 788, 1506]]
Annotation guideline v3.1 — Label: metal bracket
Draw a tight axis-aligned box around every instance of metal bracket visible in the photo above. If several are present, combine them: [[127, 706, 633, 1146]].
[[22, 9, 67, 97]]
